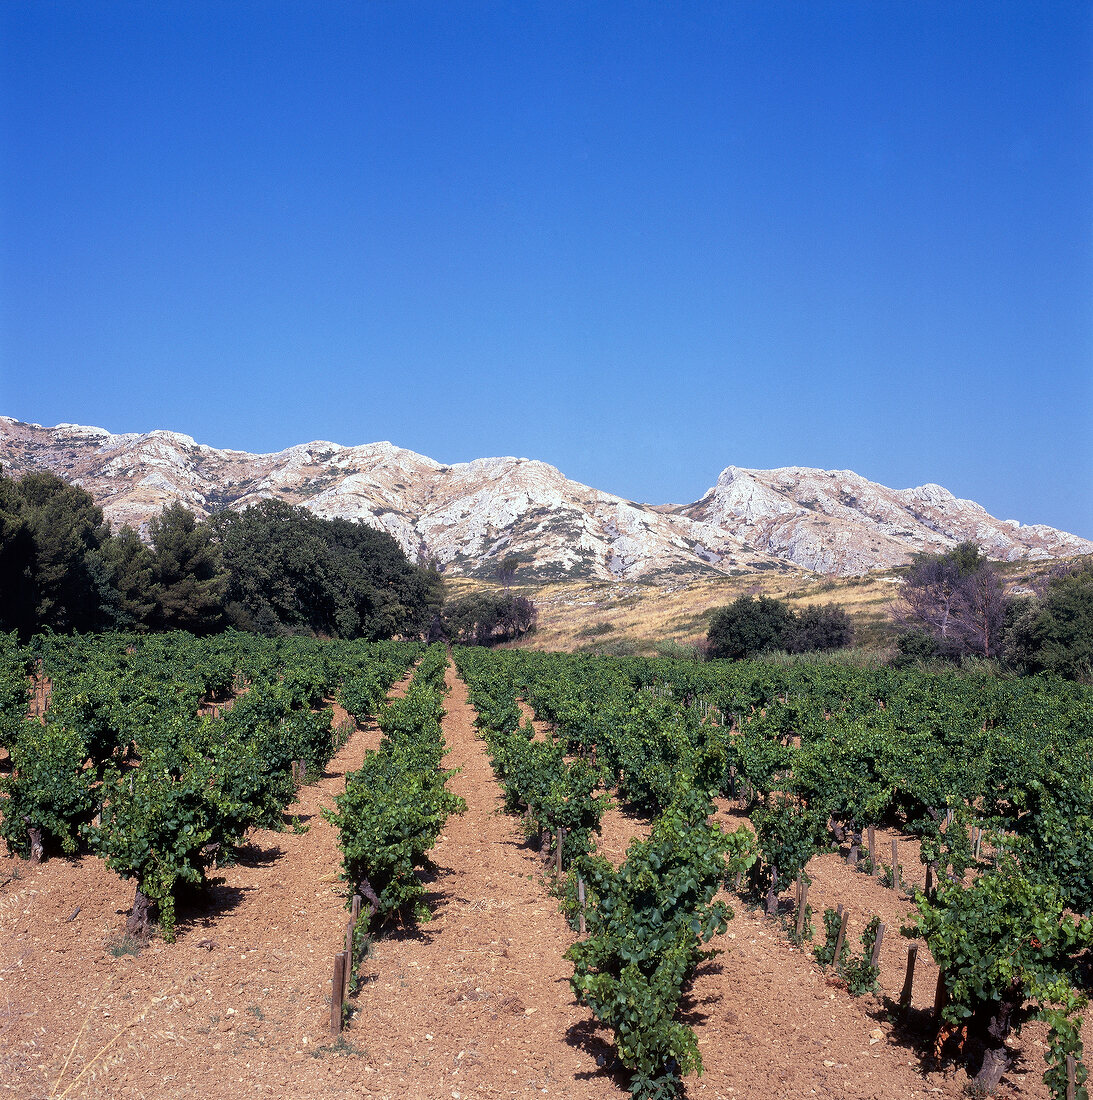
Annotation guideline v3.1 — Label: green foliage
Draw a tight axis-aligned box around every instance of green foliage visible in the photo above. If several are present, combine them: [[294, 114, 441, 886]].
[[842, 916, 881, 996], [0, 470, 112, 635], [707, 596, 795, 661], [749, 796, 824, 912], [907, 850, 1093, 1095], [327, 658, 466, 928], [0, 718, 96, 857], [567, 793, 754, 1099], [147, 503, 227, 634], [443, 591, 537, 646], [814, 908, 850, 970], [784, 603, 854, 653], [89, 743, 249, 939], [1026, 562, 1093, 681], [210, 499, 441, 640], [707, 596, 852, 660]]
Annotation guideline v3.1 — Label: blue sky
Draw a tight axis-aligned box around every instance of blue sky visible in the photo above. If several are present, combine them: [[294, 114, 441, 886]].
[[2, 1, 1091, 536]]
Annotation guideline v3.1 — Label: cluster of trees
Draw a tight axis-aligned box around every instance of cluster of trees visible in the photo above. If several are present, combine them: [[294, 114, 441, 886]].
[[0, 470, 442, 641], [441, 591, 537, 646], [706, 596, 853, 660], [892, 542, 1005, 661], [894, 541, 1093, 680]]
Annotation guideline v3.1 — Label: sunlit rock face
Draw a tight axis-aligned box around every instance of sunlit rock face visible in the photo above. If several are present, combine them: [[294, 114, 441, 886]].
[[681, 466, 1093, 574], [3, 417, 1089, 580]]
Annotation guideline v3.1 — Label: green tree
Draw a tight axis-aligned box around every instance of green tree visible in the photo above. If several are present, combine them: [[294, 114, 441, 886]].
[[94, 526, 156, 629], [147, 503, 226, 633], [0, 474, 36, 635], [15, 471, 112, 632], [1025, 562, 1093, 681], [783, 603, 854, 652], [209, 500, 441, 640], [706, 595, 794, 660]]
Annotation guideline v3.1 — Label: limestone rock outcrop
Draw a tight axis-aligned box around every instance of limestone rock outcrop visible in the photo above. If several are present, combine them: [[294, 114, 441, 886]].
[[2, 417, 1088, 580]]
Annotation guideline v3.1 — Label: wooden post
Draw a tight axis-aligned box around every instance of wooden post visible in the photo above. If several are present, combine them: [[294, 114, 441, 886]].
[[351, 894, 361, 924], [900, 944, 918, 1010], [342, 948, 351, 1004], [795, 878, 810, 938], [870, 922, 885, 968], [1065, 1054, 1077, 1100], [577, 876, 587, 936], [345, 921, 353, 961], [974, 828, 983, 859], [867, 826, 877, 874], [331, 954, 345, 1034], [556, 828, 565, 875], [890, 839, 899, 891], [833, 909, 849, 965], [933, 968, 948, 1019], [925, 863, 935, 900]]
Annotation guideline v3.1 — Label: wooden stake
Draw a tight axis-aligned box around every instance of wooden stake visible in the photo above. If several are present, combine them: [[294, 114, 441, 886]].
[[795, 879, 810, 938], [867, 826, 877, 874], [833, 910, 849, 965], [925, 863, 935, 900], [556, 828, 565, 875], [342, 948, 351, 1004], [890, 839, 899, 891], [974, 828, 983, 859], [345, 921, 353, 961], [577, 876, 586, 936], [933, 968, 948, 1019], [900, 944, 918, 1010], [870, 922, 885, 968], [351, 894, 361, 924], [1065, 1053, 1077, 1100], [331, 954, 345, 1034]]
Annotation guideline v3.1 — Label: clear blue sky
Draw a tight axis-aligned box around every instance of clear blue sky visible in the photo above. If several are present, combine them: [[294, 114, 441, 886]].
[[2, 1, 1091, 536]]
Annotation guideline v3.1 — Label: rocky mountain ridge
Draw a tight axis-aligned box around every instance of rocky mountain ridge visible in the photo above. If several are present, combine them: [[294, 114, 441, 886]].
[[2, 417, 1089, 581]]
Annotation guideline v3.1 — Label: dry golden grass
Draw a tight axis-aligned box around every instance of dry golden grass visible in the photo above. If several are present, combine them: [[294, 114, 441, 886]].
[[442, 568, 903, 654], [442, 555, 1082, 655]]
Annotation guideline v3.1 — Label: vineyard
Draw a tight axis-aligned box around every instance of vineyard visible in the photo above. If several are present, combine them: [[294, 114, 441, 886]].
[[1, 632, 1090, 1099]]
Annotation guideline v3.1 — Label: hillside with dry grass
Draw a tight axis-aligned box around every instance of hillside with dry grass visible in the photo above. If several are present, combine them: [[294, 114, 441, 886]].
[[445, 555, 1081, 656]]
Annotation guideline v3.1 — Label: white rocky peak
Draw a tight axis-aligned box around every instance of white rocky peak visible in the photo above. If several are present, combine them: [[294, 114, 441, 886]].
[[1, 417, 1089, 581]]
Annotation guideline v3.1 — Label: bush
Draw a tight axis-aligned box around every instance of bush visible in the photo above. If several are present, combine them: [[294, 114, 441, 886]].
[[707, 596, 794, 660], [784, 604, 854, 652], [707, 596, 853, 660]]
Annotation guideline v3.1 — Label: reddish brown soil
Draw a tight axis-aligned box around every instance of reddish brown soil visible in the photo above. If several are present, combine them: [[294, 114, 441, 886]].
[[0, 668, 1084, 1099]]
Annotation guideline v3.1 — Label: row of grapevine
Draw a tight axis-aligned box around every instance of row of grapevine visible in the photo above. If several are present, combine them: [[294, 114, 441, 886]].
[[0, 630, 420, 938], [454, 646, 755, 1099], [326, 644, 466, 930], [458, 645, 1091, 1099]]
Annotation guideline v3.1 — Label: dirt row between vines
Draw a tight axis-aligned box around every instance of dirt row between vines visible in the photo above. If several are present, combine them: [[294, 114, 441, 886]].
[[0, 665, 1077, 1098], [518, 699, 1074, 1099]]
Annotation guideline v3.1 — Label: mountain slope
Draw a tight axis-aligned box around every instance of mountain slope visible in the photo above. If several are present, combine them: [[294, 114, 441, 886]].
[[2, 417, 1089, 580]]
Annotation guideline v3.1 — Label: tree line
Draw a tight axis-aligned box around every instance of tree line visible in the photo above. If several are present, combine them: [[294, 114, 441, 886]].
[[704, 541, 1093, 682], [0, 469, 443, 640], [892, 541, 1092, 679]]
